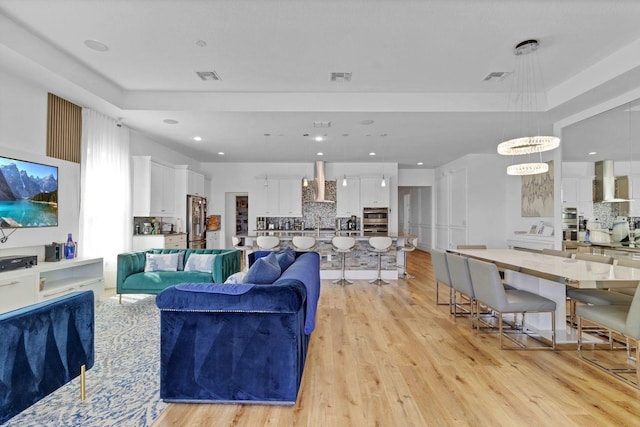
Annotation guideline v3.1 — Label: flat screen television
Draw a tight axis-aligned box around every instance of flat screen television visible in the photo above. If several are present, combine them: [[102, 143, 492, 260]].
[[0, 155, 58, 228]]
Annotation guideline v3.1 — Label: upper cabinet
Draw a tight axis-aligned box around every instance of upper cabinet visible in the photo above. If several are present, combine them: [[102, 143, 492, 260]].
[[360, 177, 390, 207], [187, 170, 205, 196], [337, 177, 361, 216], [561, 176, 593, 219], [253, 177, 302, 217], [132, 156, 176, 217]]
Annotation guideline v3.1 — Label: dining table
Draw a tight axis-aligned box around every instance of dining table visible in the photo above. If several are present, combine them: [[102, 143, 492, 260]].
[[449, 248, 640, 345]]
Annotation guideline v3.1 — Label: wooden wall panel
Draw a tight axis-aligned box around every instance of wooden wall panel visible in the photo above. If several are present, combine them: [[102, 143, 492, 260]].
[[47, 93, 81, 163]]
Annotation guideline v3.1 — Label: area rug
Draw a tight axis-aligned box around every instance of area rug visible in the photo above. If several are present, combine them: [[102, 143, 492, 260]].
[[4, 294, 167, 427]]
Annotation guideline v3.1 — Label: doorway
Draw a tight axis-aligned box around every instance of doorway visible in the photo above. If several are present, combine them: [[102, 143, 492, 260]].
[[224, 192, 248, 248], [398, 186, 432, 251]]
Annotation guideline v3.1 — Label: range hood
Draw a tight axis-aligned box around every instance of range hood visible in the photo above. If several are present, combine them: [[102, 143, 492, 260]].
[[311, 161, 335, 203], [593, 160, 630, 203]]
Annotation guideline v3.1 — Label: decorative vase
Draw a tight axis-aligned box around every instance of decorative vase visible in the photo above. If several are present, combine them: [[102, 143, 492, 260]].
[[64, 233, 76, 259]]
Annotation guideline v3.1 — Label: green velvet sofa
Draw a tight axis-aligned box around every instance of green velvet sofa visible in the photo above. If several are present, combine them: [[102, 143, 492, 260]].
[[116, 248, 240, 300]]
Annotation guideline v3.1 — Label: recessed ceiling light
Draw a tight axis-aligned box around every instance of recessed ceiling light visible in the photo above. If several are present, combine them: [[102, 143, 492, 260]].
[[417, 162, 424, 166], [218, 152, 224, 155], [314, 136, 324, 142], [163, 119, 179, 125], [588, 151, 597, 155], [193, 136, 202, 141], [360, 119, 374, 125], [316, 152, 324, 156], [84, 39, 109, 52], [369, 152, 376, 156], [195, 40, 207, 47]]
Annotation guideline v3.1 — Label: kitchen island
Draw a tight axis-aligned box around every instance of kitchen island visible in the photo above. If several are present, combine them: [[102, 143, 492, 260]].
[[239, 231, 407, 281]]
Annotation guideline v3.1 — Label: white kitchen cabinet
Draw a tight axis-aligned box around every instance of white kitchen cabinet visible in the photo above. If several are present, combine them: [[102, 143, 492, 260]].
[[337, 177, 361, 216], [132, 156, 176, 217], [187, 170, 205, 196], [254, 178, 280, 216], [206, 231, 220, 249], [132, 234, 187, 250], [562, 176, 594, 218], [360, 177, 390, 207], [278, 178, 302, 216]]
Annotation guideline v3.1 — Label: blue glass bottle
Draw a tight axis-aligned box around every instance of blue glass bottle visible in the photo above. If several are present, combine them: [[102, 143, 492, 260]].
[[64, 233, 76, 259]]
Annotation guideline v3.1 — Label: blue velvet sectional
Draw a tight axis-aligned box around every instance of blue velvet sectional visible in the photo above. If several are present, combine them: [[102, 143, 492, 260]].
[[0, 291, 94, 424], [155, 250, 321, 405], [117, 248, 240, 297]]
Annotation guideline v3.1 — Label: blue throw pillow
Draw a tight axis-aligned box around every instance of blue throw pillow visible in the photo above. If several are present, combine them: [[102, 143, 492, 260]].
[[275, 247, 296, 272], [245, 252, 281, 284]]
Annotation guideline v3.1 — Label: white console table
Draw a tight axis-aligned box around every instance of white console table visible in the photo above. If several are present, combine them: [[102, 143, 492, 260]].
[[0, 257, 104, 314]]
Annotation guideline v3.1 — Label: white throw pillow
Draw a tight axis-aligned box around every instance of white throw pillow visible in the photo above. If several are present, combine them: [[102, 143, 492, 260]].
[[224, 271, 247, 284], [144, 253, 180, 272], [184, 253, 217, 273]]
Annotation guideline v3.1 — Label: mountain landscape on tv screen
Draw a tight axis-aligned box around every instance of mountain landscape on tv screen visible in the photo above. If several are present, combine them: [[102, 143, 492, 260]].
[[0, 161, 58, 227]]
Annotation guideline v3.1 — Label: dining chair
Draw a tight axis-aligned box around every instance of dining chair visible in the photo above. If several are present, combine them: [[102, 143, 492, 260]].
[[612, 257, 640, 296], [467, 258, 556, 350], [567, 253, 631, 325], [457, 244, 487, 249], [256, 235, 281, 251], [430, 249, 452, 309], [577, 281, 640, 388], [445, 252, 476, 324], [541, 248, 572, 258]]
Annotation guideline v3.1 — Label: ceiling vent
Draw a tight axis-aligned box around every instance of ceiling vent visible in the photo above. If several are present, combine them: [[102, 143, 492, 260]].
[[330, 72, 352, 82], [313, 121, 331, 128], [483, 71, 510, 82], [196, 71, 222, 81]]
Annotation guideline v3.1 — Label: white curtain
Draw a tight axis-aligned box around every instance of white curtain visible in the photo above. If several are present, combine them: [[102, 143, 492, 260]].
[[79, 109, 131, 277]]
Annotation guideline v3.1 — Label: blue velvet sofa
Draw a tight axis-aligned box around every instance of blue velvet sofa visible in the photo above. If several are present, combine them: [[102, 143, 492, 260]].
[[117, 248, 240, 298], [0, 291, 94, 424], [155, 250, 321, 405]]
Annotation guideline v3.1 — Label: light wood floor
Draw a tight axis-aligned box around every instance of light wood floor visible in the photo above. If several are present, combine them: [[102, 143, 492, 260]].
[[152, 250, 640, 426]]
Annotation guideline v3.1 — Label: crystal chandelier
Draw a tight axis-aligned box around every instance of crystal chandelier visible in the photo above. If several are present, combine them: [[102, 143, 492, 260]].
[[498, 39, 560, 175]]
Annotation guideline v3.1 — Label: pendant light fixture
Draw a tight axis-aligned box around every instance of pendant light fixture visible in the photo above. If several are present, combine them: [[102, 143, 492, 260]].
[[381, 175, 386, 188], [497, 39, 560, 175], [342, 174, 348, 187]]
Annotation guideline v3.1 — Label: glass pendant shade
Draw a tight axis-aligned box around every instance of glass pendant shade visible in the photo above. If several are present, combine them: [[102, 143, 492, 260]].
[[506, 162, 549, 176], [342, 174, 347, 187], [303, 176, 308, 187], [381, 175, 386, 187]]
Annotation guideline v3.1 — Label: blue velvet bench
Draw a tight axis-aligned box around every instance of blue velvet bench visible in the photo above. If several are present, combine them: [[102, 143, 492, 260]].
[[156, 251, 320, 405], [0, 291, 95, 424]]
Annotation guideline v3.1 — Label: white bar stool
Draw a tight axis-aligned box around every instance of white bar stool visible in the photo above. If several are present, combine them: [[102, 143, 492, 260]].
[[256, 235, 280, 250], [292, 236, 317, 252], [232, 236, 253, 272], [398, 235, 418, 279], [368, 236, 393, 285], [332, 236, 356, 285]]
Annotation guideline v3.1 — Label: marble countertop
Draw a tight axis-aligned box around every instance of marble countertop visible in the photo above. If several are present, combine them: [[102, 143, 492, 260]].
[[241, 231, 401, 241], [453, 248, 640, 287]]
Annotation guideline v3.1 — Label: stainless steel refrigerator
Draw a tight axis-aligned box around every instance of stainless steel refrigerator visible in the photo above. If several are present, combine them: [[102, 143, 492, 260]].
[[186, 195, 207, 248]]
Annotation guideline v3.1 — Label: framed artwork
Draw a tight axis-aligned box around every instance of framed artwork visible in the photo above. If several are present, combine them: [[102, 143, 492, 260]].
[[521, 161, 554, 217]]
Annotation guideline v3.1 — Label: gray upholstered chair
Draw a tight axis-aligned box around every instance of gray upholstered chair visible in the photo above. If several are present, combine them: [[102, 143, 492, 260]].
[[398, 236, 418, 279], [577, 282, 640, 388], [445, 252, 475, 323], [612, 257, 640, 296], [431, 249, 452, 308], [541, 248, 572, 258], [467, 258, 556, 350], [368, 236, 393, 285], [332, 236, 356, 285], [567, 253, 631, 325], [457, 244, 487, 249]]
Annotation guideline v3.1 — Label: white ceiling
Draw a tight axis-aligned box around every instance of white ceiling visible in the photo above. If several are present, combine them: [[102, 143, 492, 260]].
[[1, 0, 640, 168]]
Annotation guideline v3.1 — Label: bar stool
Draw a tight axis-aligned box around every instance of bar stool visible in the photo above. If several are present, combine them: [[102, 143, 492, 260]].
[[256, 235, 280, 250], [398, 235, 418, 279], [292, 236, 317, 252], [368, 236, 393, 285], [232, 236, 253, 272], [332, 236, 356, 285]]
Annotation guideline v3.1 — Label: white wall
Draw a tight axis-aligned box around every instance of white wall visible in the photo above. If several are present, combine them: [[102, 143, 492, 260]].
[[0, 68, 81, 259]]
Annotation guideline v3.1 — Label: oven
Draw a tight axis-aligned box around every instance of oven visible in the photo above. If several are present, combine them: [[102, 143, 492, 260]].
[[362, 207, 389, 235]]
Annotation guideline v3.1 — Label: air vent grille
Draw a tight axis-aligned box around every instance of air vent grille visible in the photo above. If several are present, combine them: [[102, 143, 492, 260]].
[[196, 71, 222, 81], [483, 71, 510, 82], [330, 72, 352, 82], [313, 121, 331, 128]]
